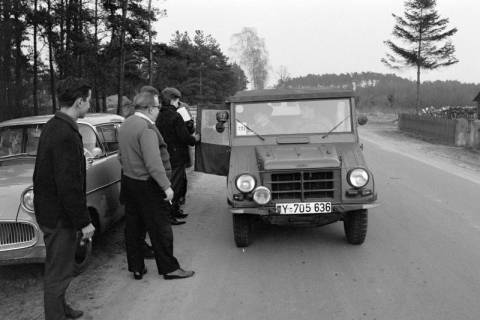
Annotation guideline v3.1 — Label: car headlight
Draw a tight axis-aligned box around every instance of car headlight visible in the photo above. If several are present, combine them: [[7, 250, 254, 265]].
[[235, 174, 256, 193], [347, 168, 369, 188], [253, 186, 271, 205], [22, 188, 34, 212]]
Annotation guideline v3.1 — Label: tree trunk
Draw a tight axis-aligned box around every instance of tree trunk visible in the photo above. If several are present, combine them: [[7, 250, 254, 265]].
[[117, 0, 128, 115], [416, 64, 420, 113], [1, 0, 13, 120], [148, 0, 153, 85], [94, 0, 100, 112], [47, 0, 57, 113], [13, 0, 22, 112], [33, 0, 39, 115], [415, 9, 423, 113]]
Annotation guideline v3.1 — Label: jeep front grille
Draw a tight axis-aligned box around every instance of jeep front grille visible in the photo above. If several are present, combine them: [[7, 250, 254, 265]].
[[263, 169, 341, 202], [0, 222, 37, 251]]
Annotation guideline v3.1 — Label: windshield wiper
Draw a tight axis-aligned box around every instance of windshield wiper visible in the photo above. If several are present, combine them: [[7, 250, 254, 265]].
[[235, 119, 265, 141], [322, 114, 351, 139]]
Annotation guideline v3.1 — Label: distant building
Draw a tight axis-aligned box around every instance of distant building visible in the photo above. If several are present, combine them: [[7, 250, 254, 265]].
[[475, 91, 480, 119]]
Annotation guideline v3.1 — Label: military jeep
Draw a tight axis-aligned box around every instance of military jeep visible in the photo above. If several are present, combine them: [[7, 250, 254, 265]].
[[195, 88, 378, 247]]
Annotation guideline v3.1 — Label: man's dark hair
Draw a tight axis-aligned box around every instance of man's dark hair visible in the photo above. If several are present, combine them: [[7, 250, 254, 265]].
[[140, 85, 159, 96], [56, 76, 92, 108]]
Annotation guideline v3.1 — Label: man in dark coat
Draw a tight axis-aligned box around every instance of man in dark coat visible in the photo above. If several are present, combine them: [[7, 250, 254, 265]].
[[33, 77, 96, 320], [156, 88, 200, 225]]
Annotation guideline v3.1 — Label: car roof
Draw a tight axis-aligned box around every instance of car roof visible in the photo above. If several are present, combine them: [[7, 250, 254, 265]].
[[227, 88, 355, 103], [0, 113, 124, 127]]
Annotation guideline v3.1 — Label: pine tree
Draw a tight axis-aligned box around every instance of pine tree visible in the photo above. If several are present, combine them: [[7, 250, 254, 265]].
[[382, 0, 458, 111]]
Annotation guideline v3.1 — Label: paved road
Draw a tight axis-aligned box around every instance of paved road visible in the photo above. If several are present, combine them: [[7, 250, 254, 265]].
[[87, 132, 480, 320]]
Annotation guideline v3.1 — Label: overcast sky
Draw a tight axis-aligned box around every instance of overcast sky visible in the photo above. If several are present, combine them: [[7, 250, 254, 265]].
[[153, 0, 480, 86]]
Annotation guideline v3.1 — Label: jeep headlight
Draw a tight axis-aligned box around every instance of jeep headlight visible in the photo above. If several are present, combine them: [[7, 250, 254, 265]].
[[22, 188, 34, 212], [347, 168, 369, 188], [235, 174, 256, 193], [253, 186, 271, 205]]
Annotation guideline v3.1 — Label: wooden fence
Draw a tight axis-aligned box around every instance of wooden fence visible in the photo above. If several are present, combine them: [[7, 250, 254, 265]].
[[398, 113, 457, 145]]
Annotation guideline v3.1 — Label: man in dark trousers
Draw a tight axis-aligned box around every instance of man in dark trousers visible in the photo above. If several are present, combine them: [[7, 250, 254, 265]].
[[156, 88, 200, 225], [118, 91, 194, 280], [33, 77, 96, 320], [118, 85, 161, 259]]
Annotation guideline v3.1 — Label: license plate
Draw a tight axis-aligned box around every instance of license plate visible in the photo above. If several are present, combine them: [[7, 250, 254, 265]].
[[276, 202, 332, 214]]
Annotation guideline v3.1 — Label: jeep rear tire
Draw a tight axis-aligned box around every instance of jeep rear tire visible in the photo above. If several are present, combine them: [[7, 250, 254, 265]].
[[344, 209, 368, 245], [233, 214, 251, 248]]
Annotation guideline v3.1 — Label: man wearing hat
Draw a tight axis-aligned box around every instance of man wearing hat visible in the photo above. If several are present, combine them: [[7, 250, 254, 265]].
[[118, 91, 194, 280], [156, 87, 200, 225]]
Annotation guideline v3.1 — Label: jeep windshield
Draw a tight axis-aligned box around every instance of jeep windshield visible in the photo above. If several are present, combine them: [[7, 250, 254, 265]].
[[234, 98, 352, 136]]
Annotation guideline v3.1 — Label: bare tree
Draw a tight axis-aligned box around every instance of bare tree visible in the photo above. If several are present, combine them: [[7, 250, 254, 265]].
[[276, 65, 290, 88], [230, 27, 269, 89]]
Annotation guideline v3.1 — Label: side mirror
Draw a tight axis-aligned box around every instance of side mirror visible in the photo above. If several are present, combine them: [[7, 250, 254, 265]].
[[215, 122, 225, 133], [357, 115, 368, 126], [216, 111, 229, 123]]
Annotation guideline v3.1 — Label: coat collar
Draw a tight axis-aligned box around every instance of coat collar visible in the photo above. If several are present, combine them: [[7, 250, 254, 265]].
[[54, 111, 79, 132], [161, 105, 177, 113]]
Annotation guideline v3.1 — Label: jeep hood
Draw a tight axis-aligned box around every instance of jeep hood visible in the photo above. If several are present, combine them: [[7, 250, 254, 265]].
[[255, 145, 340, 170], [0, 160, 34, 220]]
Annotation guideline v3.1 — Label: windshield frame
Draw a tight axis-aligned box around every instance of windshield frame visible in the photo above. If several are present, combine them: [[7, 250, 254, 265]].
[[232, 97, 354, 138]]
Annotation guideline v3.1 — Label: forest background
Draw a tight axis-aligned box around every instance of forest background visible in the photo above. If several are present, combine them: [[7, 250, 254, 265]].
[[1, 0, 479, 122]]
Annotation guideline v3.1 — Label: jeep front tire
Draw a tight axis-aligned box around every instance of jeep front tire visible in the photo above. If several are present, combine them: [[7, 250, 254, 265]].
[[343, 209, 368, 245], [233, 214, 251, 248]]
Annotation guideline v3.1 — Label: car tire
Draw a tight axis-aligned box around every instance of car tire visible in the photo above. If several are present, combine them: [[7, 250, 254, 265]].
[[343, 209, 368, 245], [73, 235, 92, 276], [233, 214, 251, 248]]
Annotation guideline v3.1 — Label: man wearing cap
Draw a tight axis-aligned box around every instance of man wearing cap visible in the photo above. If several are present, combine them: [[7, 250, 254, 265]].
[[33, 76, 96, 319], [118, 91, 194, 280], [156, 87, 200, 225]]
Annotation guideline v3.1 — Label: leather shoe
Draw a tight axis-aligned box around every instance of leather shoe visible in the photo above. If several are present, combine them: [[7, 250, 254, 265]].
[[133, 267, 147, 280], [175, 212, 189, 219], [163, 268, 195, 280], [170, 217, 186, 225], [64, 304, 84, 319]]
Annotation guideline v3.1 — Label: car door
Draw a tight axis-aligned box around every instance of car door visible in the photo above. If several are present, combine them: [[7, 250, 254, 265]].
[[79, 123, 122, 229], [194, 104, 231, 176], [94, 123, 123, 223]]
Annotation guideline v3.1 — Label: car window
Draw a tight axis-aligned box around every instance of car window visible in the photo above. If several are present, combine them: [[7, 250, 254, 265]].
[[0, 127, 24, 156], [25, 125, 43, 154], [234, 98, 352, 136], [96, 124, 120, 154], [200, 109, 230, 146], [78, 124, 102, 156]]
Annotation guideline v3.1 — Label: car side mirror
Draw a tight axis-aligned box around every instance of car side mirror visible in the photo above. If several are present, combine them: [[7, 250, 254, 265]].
[[216, 111, 229, 123], [91, 147, 103, 158], [215, 122, 225, 133], [357, 115, 368, 126]]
